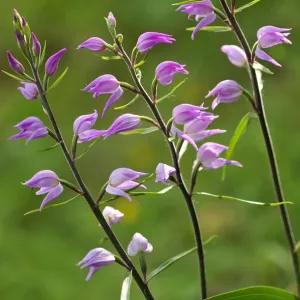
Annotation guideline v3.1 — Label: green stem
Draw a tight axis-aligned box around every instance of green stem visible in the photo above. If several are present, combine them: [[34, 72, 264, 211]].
[[219, 0, 300, 295], [28, 58, 154, 300], [116, 38, 208, 300]]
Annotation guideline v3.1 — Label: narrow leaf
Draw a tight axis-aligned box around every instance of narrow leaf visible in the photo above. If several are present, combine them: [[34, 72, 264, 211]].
[[47, 67, 69, 92], [120, 127, 159, 135], [253, 61, 273, 75], [295, 241, 300, 253], [172, 0, 194, 5], [222, 112, 256, 180], [120, 271, 133, 300], [39, 40, 47, 67], [207, 286, 299, 300], [76, 137, 100, 161], [235, 0, 261, 13], [114, 95, 140, 110], [195, 192, 293, 206], [39, 142, 61, 152], [24, 194, 81, 216], [156, 79, 187, 104], [129, 185, 176, 197], [256, 68, 264, 92], [2, 70, 24, 81], [186, 26, 231, 33], [178, 140, 189, 162], [96, 55, 121, 60], [147, 235, 217, 282]]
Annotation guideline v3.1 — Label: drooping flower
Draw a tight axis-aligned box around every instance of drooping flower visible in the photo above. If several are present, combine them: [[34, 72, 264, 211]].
[[73, 110, 104, 143], [45, 48, 67, 76], [82, 74, 123, 117], [106, 168, 147, 201], [77, 248, 115, 281], [101, 114, 141, 138], [206, 80, 243, 109], [31, 32, 41, 56], [9, 116, 48, 144], [7, 51, 25, 73], [18, 82, 39, 100], [77, 37, 107, 52], [257, 26, 292, 49], [172, 104, 209, 124], [155, 61, 188, 85], [155, 163, 176, 184], [171, 114, 225, 150], [107, 12, 116, 27], [103, 206, 124, 226], [177, 0, 216, 40], [255, 47, 281, 67], [136, 32, 175, 54], [24, 170, 64, 211], [197, 142, 242, 170], [127, 233, 153, 256], [221, 45, 247, 67]]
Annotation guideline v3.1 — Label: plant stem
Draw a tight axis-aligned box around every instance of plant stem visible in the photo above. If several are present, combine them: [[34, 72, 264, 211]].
[[116, 39, 207, 300], [28, 58, 154, 300], [219, 0, 300, 294]]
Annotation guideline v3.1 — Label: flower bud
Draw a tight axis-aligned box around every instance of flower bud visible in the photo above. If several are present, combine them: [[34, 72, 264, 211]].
[[103, 206, 124, 226], [221, 45, 247, 67], [7, 50, 25, 74], [31, 33, 41, 56], [18, 82, 39, 100], [127, 233, 153, 256], [13, 9, 22, 31], [155, 61, 188, 85], [155, 163, 176, 184], [77, 37, 107, 52], [107, 12, 116, 27], [45, 48, 66, 76]]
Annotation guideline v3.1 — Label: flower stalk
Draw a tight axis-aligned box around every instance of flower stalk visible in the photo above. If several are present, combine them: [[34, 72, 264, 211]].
[[219, 0, 300, 295]]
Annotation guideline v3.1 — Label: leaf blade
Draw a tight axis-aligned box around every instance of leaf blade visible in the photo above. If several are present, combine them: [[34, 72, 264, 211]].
[[120, 271, 133, 300], [156, 79, 187, 104], [186, 26, 231, 33], [47, 67, 69, 92], [120, 127, 159, 135], [235, 0, 261, 14]]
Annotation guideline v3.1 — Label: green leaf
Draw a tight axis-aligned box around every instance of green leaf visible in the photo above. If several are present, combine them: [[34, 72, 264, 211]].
[[120, 271, 132, 300], [120, 127, 159, 135], [39, 40, 47, 68], [39, 142, 61, 152], [172, 0, 194, 5], [76, 137, 100, 161], [252, 61, 274, 75], [235, 0, 261, 14], [129, 185, 176, 197], [178, 140, 189, 162], [114, 94, 140, 110], [47, 67, 69, 92], [2, 70, 24, 81], [134, 53, 149, 69], [186, 26, 231, 33], [195, 192, 293, 207], [147, 235, 217, 282], [24, 194, 81, 216], [96, 55, 121, 61], [295, 241, 300, 253], [207, 286, 299, 300], [222, 112, 256, 180], [156, 79, 187, 104]]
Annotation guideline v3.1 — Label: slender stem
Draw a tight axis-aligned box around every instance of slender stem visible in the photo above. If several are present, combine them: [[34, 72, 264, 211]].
[[219, 0, 300, 294], [116, 39, 207, 300], [28, 59, 154, 300], [59, 179, 83, 194]]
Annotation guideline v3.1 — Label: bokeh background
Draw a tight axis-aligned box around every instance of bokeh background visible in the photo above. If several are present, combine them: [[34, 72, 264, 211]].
[[1, 0, 300, 299]]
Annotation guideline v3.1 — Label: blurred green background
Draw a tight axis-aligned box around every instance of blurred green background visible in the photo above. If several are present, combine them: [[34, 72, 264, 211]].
[[1, 0, 300, 299]]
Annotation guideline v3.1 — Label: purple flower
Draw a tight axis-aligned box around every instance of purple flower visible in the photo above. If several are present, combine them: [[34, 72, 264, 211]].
[[172, 114, 225, 150], [31, 33, 41, 56], [101, 114, 141, 138], [24, 170, 64, 211], [9, 116, 48, 144], [221, 45, 247, 67], [45, 48, 67, 76], [155, 61, 188, 85], [172, 103, 208, 124], [257, 26, 291, 49], [73, 110, 104, 143], [18, 82, 39, 100], [108, 12, 116, 27], [106, 168, 147, 201], [7, 51, 25, 74], [103, 206, 124, 226], [197, 142, 242, 170], [136, 32, 175, 54], [255, 47, 281, 67], [15, 32, 25, 44], [77, 248, 115, 281], [82, 74, 123, 117], [177, 0, 216, 40], [155, 163, 176, 184], [206, 80, 243, 109], [77, 37, 107, 52], [127, 233, 153, 256]]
